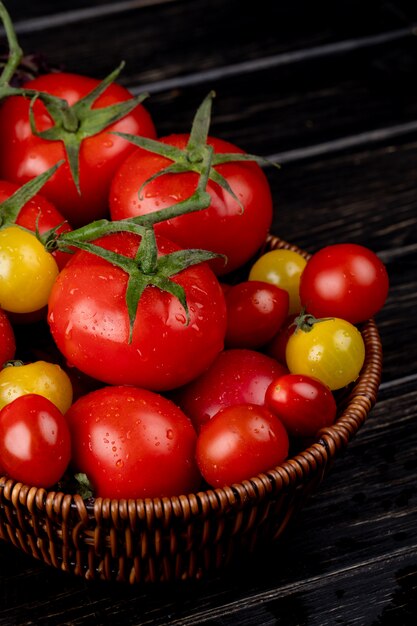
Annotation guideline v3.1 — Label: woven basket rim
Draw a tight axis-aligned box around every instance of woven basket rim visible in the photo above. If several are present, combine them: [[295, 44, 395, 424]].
[[0, 236, 383, 523]]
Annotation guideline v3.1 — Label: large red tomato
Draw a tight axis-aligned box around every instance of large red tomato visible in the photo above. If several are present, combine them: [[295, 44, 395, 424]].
[[109, 135, 273, 274], [175, 348, 287, 431], [47, 232, 227, 391], [0, 72, 156, 226], [66, 385, 201, 499]]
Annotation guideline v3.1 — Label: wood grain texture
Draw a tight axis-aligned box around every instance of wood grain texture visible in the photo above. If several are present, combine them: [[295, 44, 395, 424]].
[[0, 0, 416, 624]]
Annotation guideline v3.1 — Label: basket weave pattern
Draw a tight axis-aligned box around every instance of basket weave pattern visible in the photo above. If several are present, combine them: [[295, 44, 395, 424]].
[[0, 237, 383, 583]]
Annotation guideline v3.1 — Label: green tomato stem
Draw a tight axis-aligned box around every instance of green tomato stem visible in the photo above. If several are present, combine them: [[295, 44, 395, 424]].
[[113, 91, 277, 212], [0, 162, 65, 229], [0, 2, 23, 87], [293, 310, 335, 333]]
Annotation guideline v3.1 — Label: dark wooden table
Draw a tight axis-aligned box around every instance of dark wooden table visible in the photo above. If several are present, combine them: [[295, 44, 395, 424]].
[[1, 1, 416, 624]]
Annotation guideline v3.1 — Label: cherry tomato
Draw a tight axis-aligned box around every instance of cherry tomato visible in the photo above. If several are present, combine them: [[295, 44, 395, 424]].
[[249, 249, 307, 314], [109, 135, 273, 275], [0, 226, 59, 314], [224, 280, 289, 349], [196, 403, 289, 487], [175, 348, 287, 432], [0, 360, 73, 413], [0, 179, 72, 270], [48, 232, 226, 391], [265, 314, 297, 366], [66, 386, 201, 499], [0, 73, 156, 226], [0, 394, 71, 487], [299, 243, 389, 323], [266, 373, 337, 437], [285, 317, 365, 390], [0, 309, 15, 365]]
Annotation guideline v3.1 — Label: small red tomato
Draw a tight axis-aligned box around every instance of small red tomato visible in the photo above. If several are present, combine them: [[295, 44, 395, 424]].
[[0, 310, 15, 365], [299, 243, 389, 324], [0, 394, 71, 487], [0, 180, 72, 271], [196, 403, 289, 487], [266, 373, 337, 437], [224, 280, 289, 349], [175, 348, 287, 432], [265, 314, 297, 365]]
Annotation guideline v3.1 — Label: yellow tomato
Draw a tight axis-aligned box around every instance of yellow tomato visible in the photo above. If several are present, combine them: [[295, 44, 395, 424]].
[[285, 317, 365, 390], [0, 226, 59, 313], [249, 249, 307, 314], [0, 361, 73, 413]]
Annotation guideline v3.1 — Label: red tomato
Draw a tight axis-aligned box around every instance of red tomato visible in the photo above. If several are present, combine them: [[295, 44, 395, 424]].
[[66, 386, 201, 499], [196, 403, 289, 487], [109, 135, 273, 275], [0, 394, 71, 487], [0, 73, 156, 226], [265, 314, 297, 366], [0, 309, 15, 365], [265, 373, 337, 437], [0, 180, 72, 270], [224, 280, 289, 349], [47, 232, 226, 391], [175, 348, 287, 431], [299, 243, 389, 324]]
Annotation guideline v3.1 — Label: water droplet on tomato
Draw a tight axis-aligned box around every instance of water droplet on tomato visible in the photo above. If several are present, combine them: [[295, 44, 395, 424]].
[[175, 313, 187, 324], [166, 429, 174, 440]]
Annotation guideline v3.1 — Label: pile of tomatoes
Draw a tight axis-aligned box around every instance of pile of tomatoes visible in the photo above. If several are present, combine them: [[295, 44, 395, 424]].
[[0, 4, 389, 501]]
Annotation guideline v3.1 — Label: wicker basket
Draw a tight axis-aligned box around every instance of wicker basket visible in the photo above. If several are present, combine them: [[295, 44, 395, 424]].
[[0, 236, 383, 583]]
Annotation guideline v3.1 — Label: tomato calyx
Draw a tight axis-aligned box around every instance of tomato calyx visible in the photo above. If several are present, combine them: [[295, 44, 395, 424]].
[[60, 230, 219, 342], [113, 91, 277, 211], [27, 63, 149, 194], [48, 208, 222, 341], [0, 162, 66, 231], [0, 3, 149, 195], [55, 472, 92, 499], [292, 310, 334, 333], [73, 473, 94, 500]]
